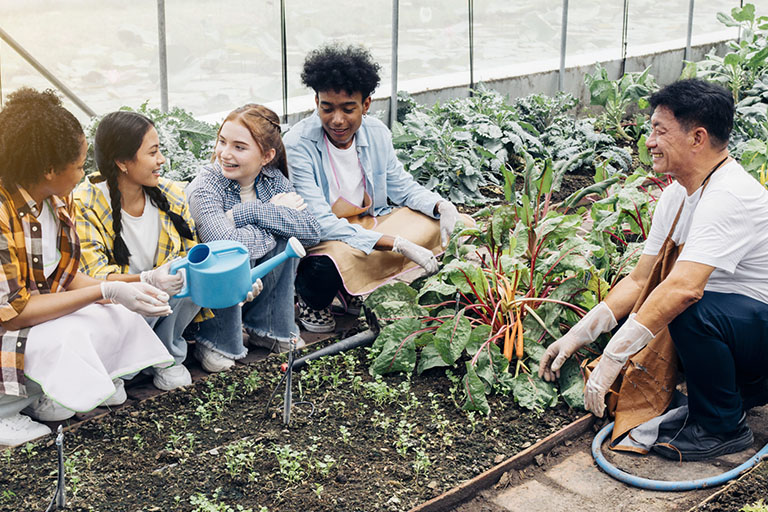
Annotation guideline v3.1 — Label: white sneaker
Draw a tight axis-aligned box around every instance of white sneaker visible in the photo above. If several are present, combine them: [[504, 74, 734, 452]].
[[194, 344, 235, 373], [102, 378, 127, 406], [0, 413, 51, 446], [22, 396, 75, 422], [152, 364, 192, 391]]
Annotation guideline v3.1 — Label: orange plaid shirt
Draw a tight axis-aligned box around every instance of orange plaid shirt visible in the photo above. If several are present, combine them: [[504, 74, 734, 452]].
[[0, 185, 80, 397]]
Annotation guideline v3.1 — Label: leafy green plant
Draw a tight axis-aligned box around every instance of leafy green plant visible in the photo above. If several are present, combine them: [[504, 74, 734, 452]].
[[224, 439, 260, 482], [585, 63, 657, 141], [741, 500, 768, 512], [686, 4, 768, 102], [190, 488, 256, 512], [272, 444, 306, 484]]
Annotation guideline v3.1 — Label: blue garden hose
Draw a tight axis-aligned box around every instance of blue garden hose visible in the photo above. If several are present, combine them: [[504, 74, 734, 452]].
[[592, 421, 768, 491]]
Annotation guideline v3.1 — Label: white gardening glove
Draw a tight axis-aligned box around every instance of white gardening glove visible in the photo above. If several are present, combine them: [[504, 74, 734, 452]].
[[140, 261, 184, 296], [437, 201, 463, 247], [270, 192, 307, 211], [583, 313, 654, 417], [100, 281, 172, 317], [238, 278, 263, 306], [539, 302, 618, 382], [584, 356, 624, 418], [392, 236, 439, 275]]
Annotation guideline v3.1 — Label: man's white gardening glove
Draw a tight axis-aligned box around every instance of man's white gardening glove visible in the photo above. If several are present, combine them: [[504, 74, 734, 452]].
[[539, 302, 618, 382], [238, 278, 264, 306], [100, 281, 172, 317], [584, 313, 654, 417], [437, 201, 463, 247], [140, 261, 184, 296], [392, 236, 439, 275], [270, 192, 307, 211]]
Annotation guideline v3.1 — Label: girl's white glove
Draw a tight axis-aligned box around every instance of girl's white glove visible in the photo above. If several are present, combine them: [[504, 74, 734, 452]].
[[270, 192, 307, 211], [392, 236, 439, 275], [437, 201, 462, 247], [538, 302, 618, 381], [100, 281, 172, 317], [238, 278, 264, 306], [140, 261, 184, 296]]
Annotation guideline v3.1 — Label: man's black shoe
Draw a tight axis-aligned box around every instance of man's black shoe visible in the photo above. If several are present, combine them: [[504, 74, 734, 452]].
[[652, 414, 754, 461], [740, 376, 768, 410]]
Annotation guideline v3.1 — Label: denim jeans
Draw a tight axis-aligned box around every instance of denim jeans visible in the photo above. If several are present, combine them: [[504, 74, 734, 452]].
[[669, 290, 768, 433], [195, 237, 300, 355], [145, 296, 201, 364]]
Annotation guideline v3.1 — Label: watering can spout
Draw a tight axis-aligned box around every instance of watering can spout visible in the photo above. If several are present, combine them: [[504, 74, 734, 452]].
[[250, 237, 306, 283]]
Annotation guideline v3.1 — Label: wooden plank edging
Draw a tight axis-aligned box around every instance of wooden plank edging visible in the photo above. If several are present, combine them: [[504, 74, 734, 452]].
[[409, 413, 596, 512]]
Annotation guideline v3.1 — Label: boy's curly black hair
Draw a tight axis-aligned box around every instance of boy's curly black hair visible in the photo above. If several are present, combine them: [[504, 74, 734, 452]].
[[0, 87, 84, 188], [301, 43, 381, 99]]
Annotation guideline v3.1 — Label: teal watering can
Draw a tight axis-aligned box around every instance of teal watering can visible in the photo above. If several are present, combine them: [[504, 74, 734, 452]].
[[169, 237, 306, 309]]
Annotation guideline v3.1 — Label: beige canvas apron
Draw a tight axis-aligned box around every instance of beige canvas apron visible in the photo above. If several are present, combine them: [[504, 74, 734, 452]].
[[595, 161, 726, 453], [306, 135, 447, 296]]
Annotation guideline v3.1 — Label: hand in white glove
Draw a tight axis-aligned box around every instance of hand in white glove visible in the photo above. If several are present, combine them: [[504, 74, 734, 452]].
[[238, 278, 264, 306], [437, 201, 463, 247], [538, 302, 618, 382], [583, 313, 654, 417], [140, 261, 184, 296], [270, 192, 307, 211], [392, 236, 439, 275], [100, 281, 172, 317], [584, 356, 624, 417]]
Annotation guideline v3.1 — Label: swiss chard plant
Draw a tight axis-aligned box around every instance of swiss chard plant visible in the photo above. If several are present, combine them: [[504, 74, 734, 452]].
[[366, 158, 620, 415]]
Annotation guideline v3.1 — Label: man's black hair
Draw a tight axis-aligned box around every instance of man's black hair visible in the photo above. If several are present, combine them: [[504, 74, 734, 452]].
[[649, 79, 734, 149], [301, 43, 381, 99]]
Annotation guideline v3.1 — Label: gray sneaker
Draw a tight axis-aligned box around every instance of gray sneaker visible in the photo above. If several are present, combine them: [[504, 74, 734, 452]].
[[0, 413, 51, 446], [248, 333, 306, 354]]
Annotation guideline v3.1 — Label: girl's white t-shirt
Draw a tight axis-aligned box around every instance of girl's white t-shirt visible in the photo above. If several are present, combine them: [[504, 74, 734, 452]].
[[327, 137, 365, 207], [96, 182, 161, 273], [643, 160, 768, 304], [38, 199, 62, 279]]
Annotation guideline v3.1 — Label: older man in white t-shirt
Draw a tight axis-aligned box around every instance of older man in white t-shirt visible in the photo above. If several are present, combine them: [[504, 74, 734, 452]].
[[539, 79, 768, 461]]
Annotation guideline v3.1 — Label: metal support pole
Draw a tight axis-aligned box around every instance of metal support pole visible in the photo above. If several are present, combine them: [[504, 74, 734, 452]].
[[684, 0, 695, 63], [280, 0, 288, 123], [0, 26, 96, 117], [157, 0, 169, 112], [55, 425, 65, 509], [468, 0, 474, 95], [389, 0, 399, 128], [558, 0, 569, 91], [620, 0, 630, 76]]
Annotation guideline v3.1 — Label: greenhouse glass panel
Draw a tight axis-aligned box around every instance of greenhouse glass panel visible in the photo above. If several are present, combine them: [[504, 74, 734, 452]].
[[565, 1, 624, 65], [471, 0, 563, 82], [164, 0, 282, 118], [693, 0, 753, 41], [0, 0, 159, 119]]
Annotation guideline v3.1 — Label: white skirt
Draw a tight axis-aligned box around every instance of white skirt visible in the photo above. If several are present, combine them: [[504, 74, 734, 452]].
[[23, 304, 173, 412]]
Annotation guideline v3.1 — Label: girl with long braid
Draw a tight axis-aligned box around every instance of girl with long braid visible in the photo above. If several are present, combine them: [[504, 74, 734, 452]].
[[74, 111, 255, 389]]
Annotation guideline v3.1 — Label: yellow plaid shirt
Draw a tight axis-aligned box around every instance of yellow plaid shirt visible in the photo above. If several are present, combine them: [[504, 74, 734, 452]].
[[74, 175, 199, 276], [73, 175, 212, 323], [0, 185, 80, 397]]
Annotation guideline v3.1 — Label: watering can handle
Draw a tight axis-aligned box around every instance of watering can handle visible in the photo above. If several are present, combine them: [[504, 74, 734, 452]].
[[169, 258, 190, 298]]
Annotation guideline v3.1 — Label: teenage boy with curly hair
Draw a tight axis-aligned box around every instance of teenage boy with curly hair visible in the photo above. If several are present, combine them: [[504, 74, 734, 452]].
[[285, 44, 468, 332]]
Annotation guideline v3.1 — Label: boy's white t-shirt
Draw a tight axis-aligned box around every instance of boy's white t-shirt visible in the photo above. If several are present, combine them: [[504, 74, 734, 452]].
[[327, 137, 365, 207], [96, 181, 161, 273], [643, 160, 768, 304], [38, 199, 62, 279]]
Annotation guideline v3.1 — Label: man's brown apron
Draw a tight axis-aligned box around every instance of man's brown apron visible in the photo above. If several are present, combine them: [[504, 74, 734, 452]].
[[307, 190, 445, 296], [586, 200, 686, 453]]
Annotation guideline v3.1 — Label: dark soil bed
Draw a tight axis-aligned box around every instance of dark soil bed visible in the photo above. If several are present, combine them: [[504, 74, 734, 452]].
[[694, 461, 768, 511], [0, 346, 580, 511]]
